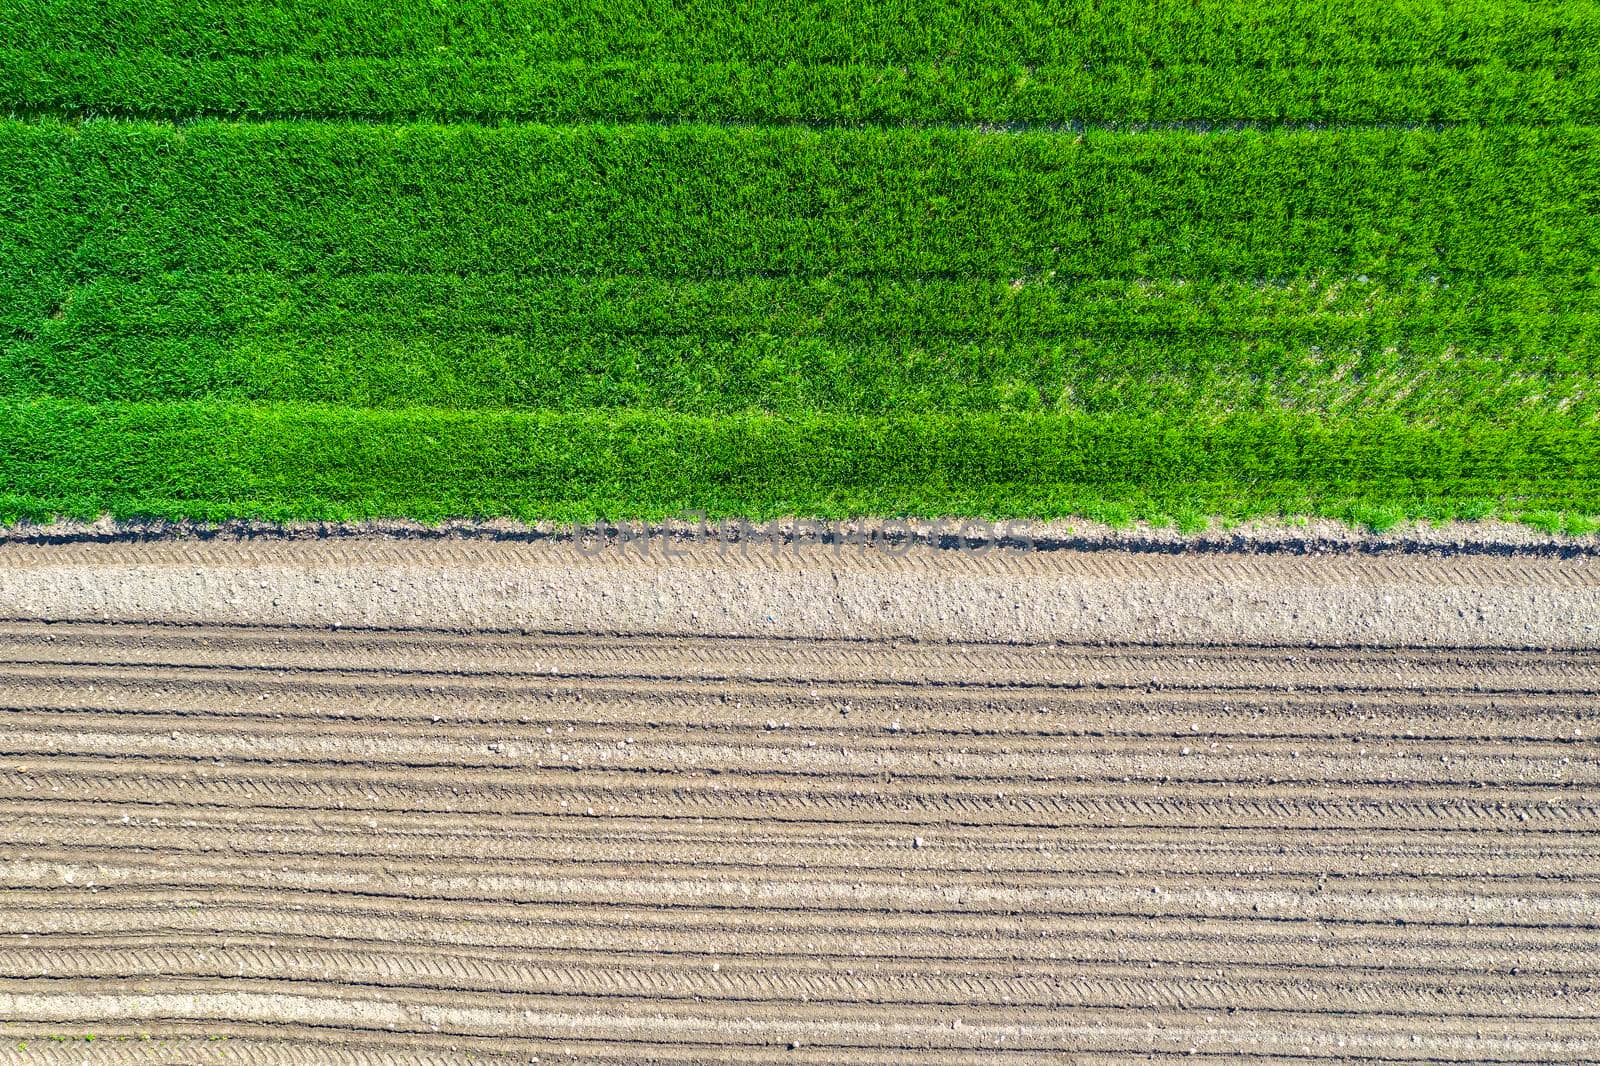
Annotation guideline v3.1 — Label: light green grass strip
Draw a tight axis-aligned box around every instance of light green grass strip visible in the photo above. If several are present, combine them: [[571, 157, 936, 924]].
[[37, 272, 1600, 343], [10, 272, 1596, 420], [0, 399, 1595, 528]]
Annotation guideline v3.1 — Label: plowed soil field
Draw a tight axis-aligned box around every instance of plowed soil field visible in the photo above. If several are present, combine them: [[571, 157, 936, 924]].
[[0, 535, 1595, 1063]]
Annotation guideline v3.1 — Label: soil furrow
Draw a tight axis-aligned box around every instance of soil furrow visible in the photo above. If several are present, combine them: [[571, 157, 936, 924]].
[[1, 538, 1596, 1059]]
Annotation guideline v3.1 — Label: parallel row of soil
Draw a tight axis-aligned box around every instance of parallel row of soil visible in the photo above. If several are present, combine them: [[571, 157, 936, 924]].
[[0, 544, 1596, 1064]]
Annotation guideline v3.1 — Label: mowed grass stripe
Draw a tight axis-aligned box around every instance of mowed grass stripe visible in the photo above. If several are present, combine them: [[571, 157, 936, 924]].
[[13, 268, 1593, 420], [36, 273, 1600, 344], [5, 0, 1594, 122], [0, 125, 86, 336], [5, 54, 1595, 124], [1, 400, 1596, 526], [5, 121, 1596, 281], [3, 0, 1589, 65], [10, 333, 1596, 423]]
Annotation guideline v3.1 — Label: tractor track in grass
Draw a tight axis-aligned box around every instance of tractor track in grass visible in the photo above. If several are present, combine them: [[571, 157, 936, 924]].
[[0, 535, 1595, 1062]]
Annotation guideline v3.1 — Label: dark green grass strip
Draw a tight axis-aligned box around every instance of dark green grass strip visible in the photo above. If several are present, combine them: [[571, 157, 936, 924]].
[[2, 0, 1596, 122], [4, 0, 1590, 65], [1, 399, 1595, 525], [6, 120, 1597, 282], [0, 124, 87, 335]]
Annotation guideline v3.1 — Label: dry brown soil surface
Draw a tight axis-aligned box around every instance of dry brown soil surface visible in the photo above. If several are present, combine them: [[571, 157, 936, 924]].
[[0, 535, 1595, 1063]]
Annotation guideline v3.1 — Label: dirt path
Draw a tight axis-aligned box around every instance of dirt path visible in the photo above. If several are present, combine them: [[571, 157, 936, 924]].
[[0, 535, 1595, 645], [0, 537, 1595, 1062]]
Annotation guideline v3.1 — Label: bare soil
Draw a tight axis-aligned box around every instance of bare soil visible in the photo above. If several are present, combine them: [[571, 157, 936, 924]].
[[0, 535, 1595, 1063]]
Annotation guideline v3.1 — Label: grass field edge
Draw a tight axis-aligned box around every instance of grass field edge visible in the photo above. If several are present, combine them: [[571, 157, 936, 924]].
[[1, 399, 1595, 533]]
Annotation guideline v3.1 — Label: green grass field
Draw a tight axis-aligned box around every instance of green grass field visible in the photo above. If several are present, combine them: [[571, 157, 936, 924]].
[[2, 1, 1597, 529]]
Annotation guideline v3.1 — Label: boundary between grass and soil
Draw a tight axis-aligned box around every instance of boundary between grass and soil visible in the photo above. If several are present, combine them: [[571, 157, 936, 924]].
[[0, 520, 1593, 649], [1, 516, 1596, 557]]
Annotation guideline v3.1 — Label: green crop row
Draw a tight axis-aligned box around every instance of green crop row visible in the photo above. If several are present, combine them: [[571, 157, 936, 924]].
[[4, 0, 1595, 122], [40, 271, 1600, 345], [4, 53, 1595, 123], [13, 266, 1590, 420], [9, 331, 1596, 422], [2, 0, 1590, 66], [2, 399, 1596, 527], [4, 120, 1596, 285]]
